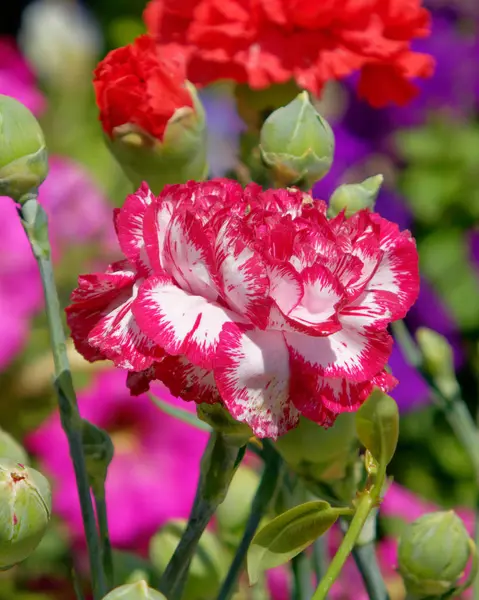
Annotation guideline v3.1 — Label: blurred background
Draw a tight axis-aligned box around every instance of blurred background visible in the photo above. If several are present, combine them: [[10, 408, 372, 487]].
[[1, 0, 479, 598]]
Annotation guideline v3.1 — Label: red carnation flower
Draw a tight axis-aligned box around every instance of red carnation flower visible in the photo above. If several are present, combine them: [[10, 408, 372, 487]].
[[67, 179, 419, 439], [93, 34, 193, 140], [144, 0, 434, 107]]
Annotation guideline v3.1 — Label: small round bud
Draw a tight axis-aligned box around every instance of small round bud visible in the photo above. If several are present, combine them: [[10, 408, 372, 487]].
[[150, 520, 225, 600], [416, 327, 459, 399], [0, 95, 48, 202], [328, 175, 383, 218], [274, 414, 357, 482], [101, 581, 166, 600], [260, 91, 334, 188], [398, 510, 472, 598], [0, 429, 29, 465], [216, 467, 260, 534], [0, 461, 51, 569]]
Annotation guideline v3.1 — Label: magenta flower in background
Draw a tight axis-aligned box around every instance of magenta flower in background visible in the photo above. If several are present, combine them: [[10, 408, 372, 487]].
[[38, 156, 116, 252], [28, 370, 207, 549], [0, 37, 45, 115], [0, 201, 42, 369]]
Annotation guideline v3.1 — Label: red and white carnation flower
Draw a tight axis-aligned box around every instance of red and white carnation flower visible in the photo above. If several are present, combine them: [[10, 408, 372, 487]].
[[67, 179, 419, 439]]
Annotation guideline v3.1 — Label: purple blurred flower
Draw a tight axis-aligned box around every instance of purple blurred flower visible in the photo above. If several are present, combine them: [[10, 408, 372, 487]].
[[0, 37, 45, 115], [0, 201, 42, 368], [38, 156, 116, 251], [28, 370, 208, 549]]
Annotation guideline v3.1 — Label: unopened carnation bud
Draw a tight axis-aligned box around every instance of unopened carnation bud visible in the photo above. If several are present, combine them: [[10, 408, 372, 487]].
[[416, 327, 459, 399], [328, 175, 383, 218], [81, 420, 114, 494], [260, 91, 334, 188], [0, 461, 51, 569], [150, 520, 225, 600], [275, 414, 357, 482], [94, 36, 208, 194], [0, 95, 48, 202], [101, 580, 166, 600], [0, 429, 29, 465], [398, 511, 472, 598]]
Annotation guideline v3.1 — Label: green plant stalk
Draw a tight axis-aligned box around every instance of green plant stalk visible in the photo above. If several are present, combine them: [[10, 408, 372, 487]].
[[159, 431, 244, 600], [351, 542, 390, 600], [18, 198, 105, 600], [292, 551, 314, 600], [216, 444, 282, 600], [94, 484, 114, 591]]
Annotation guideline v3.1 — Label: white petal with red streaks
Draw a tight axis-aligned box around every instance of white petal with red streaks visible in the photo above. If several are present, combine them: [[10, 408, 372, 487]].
[[164, 211, 218, 300], [87, 285, 164, 371], [70, 266, 136, 309], [143, 196, 174, 274], [117, 183, 155, 275], [215, 325, 300, 439], [285, 312, 392, 382], [133, 275, 242, 369], [155, 355, 220, 404], [215, 219, 270, 327]]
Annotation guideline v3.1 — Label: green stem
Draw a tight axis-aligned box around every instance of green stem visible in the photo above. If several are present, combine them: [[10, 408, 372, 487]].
[[292, 551, 314, 600], [351, 543, 390, 600], [159, 432, 244, 600], [94, 486, 114, 591], [18, 199, 105, 600], [216, 444, 282, 600], [312, 494, 375, 600]]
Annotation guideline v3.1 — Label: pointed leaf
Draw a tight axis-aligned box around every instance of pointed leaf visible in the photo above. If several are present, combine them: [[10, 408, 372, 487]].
[[247, 500, 339, 584], [148, 393, 212, 432]]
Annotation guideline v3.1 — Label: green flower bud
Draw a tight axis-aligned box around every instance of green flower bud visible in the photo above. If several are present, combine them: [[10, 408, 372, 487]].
[[398, 511, 472, 598], [274, 414, 357, 482], [259, 91, 334, 188], [328, 175, 383, 218], [102, 581, 166, 600], [0, 429, 28, 465], [81, 419, 114, 494], [197, 403, 254, 447], [0, 95, 48, 202], [0, 461, 51, 569], [416, 327, 459, 399], [107, 83, 208, 195], [149, 520, 226, 600], [216, 467, 260, 535]]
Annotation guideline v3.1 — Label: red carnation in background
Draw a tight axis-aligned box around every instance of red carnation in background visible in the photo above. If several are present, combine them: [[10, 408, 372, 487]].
[[93, 34, 192, 140], [144, 0, 434, 107]]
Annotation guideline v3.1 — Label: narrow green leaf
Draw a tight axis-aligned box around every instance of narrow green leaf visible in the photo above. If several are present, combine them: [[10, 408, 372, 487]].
[[355, 390, 399, 467], [247, 500, 339, 584], [148, 394, 212, 432]]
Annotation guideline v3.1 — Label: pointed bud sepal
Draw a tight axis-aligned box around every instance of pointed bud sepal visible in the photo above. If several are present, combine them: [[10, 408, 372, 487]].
[[398, 510, 475, 599], [0, 95, 48, 203], [259, 91, 334, 188], [328, 175, 383, 218], [0, 461, 51, 569], [107, 82, 208, 194], [81, 419, 114, 495], [274, 414, 357, 482], [101, 580, 166, 600]]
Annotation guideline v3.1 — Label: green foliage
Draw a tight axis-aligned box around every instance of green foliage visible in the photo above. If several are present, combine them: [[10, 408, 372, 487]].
[[356, 391, 399, 467]]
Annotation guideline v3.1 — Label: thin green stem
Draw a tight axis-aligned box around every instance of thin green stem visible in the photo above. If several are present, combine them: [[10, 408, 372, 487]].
[[94, 486, 114, 591], [18, 199, 105, 600], [293, 551, 314, 600], [159, 432, 244, 600], [351, 542, 390, 600], [312, 494, 375, 600], [216, 444, 282, 600]]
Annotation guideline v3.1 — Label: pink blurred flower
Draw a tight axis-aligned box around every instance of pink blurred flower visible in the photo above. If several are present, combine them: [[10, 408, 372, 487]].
[[0, 37, 45, 115], [27, 370, 207, 549]]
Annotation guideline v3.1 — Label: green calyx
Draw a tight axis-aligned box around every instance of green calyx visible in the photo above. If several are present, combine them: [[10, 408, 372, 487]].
[[328, 174, 383, 218], [107, 82, 208, 194], [398, 510, 472, 598], [259, 91, 334, 188], [0, 461, 51, 569], [0, 95, 48, 203], [101, 580, 167, 599]]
